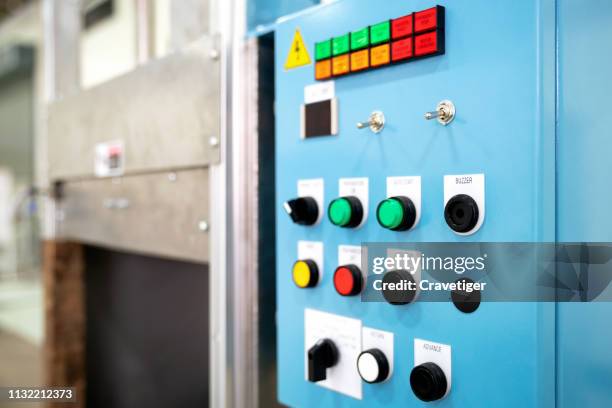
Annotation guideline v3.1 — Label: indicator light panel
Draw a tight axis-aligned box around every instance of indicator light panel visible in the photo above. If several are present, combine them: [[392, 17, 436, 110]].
[[315, 59, 332, 80], [370, 44, 391, 67], [332, 54, 350, 76], [313, 4, 445, 80], [392, 14, 413, 39], [350, 49, 370, 72], [351, 27, 370, 50], [315, 39, 332, 61], [414, 5, 444, 34], [332, 33, 350, 56], [391, 37, 413, 62], [370, 21, 391, 45], [415, 29, 444, 57]]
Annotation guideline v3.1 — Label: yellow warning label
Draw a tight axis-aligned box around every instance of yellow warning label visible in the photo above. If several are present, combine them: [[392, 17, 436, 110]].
[[284, 29, 311, 70]]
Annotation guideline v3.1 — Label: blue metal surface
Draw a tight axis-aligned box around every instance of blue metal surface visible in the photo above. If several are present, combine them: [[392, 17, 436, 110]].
[[247, 0, 319, 32], [557, 1, 612, 407], [275, 0, 558, 406]]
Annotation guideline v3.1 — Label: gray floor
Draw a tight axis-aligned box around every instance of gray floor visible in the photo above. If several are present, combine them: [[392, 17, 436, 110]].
[[0, 277, 44, 408]]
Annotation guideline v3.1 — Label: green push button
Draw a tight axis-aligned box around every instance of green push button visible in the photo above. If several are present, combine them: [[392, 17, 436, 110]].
[[370, 20, 391, 45], [332, 33, 350, 56], [351, 27, 369, 50], [329, 198, 353, 226], [315, 39, 332, 61], [377, 198, 405, 229]]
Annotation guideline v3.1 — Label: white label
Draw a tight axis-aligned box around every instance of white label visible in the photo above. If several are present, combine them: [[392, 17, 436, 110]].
[[443, 173, 485, 235], [298, 241, 323, 284], [305, 309, 362, 399], [362, 327, 394, 381], [387, 176, 421, 230], [298, 178, 324, 225], [304, 81, 335, 104], [414, 338, 452, 398], [95, 140, 124, 177], [339, 177, 369, 228], [338, 245, 361, 267]]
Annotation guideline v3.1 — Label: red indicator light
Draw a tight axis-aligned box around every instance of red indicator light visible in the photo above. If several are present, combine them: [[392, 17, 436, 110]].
[[392, 14, 413, 39], [415, 30, 444, 57], [391, 37, 413, 62], [333, 265, 363, 296], [414, 5, 444, 33]]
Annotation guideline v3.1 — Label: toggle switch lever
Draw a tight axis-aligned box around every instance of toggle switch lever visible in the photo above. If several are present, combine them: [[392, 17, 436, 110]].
[[424, 100, 456, 125], [308, 339, 339, 382], [357, 111, 385, 133]]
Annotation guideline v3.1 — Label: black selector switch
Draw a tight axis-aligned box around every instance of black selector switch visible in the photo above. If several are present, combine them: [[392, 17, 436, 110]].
[[308, 339, 339, 382], [410, 362, 448, 402], [284, 197, 319, 225], [444, 194, 479, 233]]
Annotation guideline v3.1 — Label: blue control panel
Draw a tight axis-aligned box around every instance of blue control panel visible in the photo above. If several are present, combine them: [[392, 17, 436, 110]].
[[274, 0, 610, 406]]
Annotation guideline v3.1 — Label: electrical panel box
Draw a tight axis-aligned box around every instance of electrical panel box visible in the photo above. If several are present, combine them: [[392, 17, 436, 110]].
[[275, 0, 612, 406]]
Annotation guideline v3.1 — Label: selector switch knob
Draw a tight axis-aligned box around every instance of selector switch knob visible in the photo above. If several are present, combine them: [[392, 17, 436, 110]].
[[410, 362, 448, 402], [444, 194, 479, 233], [357, 349, 390, 383], [284, 197, 319, 225], [328, 196, 363, 228], [333, 265, 364, 296], [376, 196, 417, 231], [292, 260, 319, 288], [308, 339, 339, 382]]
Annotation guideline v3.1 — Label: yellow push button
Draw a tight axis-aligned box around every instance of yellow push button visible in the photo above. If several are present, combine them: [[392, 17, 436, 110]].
[[292, 259, 319, 288]]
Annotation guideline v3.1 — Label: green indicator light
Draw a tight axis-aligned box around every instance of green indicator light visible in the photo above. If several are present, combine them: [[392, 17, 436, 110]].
[[315, 40, 332, 61], [332, 34, 350, 56], [351, 27, 369, 50], [377, 198, 404, 229], [329, 198, 352, 226], [370, 21, 391, 45]]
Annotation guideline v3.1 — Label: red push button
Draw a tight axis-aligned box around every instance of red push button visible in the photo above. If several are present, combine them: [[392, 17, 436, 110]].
[[392, 14, 413, 39], [392, 37, 413, 62], [415, 30, 444, 57], [414, 5, 444, 34], [333, 265, 363, 296]]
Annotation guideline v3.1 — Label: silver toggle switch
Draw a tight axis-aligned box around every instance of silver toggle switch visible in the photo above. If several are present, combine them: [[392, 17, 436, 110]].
[[425, 100, 456, 126], [357, 111, 385, 133]]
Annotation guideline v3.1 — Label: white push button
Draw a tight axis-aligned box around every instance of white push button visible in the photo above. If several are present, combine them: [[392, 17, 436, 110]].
[[357, 349, 390, 383]]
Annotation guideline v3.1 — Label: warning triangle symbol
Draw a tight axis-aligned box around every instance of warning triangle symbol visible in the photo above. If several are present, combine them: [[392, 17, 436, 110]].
[[284, 29, 311, 70]]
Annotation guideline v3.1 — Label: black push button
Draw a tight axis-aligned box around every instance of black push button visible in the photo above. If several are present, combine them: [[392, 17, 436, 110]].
[[284, 197, 319, 225], [451, 277, 481, 313], [410, 362, 447, 402], [381, 270, 417, 305], [307, 339, 339, 382], [444, 194, 479, 233]]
